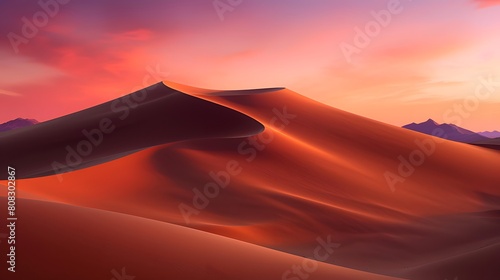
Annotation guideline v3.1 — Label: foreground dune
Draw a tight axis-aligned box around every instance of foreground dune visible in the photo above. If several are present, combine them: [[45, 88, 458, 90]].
[[0, 197, 401, 280], [1, 82, 499, 279]]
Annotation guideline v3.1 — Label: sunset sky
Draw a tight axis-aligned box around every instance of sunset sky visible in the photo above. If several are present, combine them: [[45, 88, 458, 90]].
[[1, 0, 499, 131]]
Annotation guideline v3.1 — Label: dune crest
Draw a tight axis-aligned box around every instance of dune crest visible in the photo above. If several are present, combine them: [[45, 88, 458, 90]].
[[0, 83, 263, 179], [2, 81, 500, 279]]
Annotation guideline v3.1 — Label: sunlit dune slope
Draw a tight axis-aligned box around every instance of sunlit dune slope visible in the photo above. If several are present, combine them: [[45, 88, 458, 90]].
[[2, 81, 500, 279]]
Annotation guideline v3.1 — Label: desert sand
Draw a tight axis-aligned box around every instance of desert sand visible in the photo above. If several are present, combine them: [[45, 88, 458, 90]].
[[1, 81, 499, 279]]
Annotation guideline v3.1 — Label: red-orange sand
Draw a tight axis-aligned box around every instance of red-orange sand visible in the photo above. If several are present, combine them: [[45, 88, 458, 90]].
[[1, 81, 499, 279]]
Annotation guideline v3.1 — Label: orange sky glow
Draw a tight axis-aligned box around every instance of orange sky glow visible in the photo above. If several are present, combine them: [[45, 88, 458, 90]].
[[0, 0, 499, 131]]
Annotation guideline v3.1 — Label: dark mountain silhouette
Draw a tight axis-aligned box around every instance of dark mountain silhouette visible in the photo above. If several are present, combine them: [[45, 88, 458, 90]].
[[478, 130, 500, 138], [0, 118, 38, 132], [402, 119, 488, 143], [471, 137, 500, 150]]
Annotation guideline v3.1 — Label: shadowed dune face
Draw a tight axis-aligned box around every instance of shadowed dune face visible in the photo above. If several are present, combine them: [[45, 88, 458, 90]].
[[1, 81, 500, 279], [472, 137, 500, 150], [0, 83, 263, 179]]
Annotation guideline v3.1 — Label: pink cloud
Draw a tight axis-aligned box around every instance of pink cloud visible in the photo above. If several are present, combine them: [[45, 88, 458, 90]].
[[473, 0, 500, 7], [0, 20, 168, 122], [111, 29, 153, 41]]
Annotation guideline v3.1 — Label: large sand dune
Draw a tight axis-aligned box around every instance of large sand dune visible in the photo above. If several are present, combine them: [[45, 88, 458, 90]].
[[1, 81, 499, 279], [0, 83, 263, 179]]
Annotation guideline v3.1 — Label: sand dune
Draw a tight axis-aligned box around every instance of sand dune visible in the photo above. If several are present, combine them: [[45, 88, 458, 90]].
[[0, 197, 401, 280], [0, 83, 263, 179], [472, 137, 500, 150], [1, 81, 499, 279]]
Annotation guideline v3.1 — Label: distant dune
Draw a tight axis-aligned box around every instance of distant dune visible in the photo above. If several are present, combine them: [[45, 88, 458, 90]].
[[1, 81, 500, 279]]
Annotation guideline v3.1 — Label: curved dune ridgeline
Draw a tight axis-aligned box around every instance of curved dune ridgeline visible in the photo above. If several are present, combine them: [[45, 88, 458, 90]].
[[1, 81, 500, 279]]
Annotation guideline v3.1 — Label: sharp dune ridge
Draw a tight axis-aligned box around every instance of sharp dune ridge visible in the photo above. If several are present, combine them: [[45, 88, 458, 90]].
[[0, 83, 264, 179], [1, 81, 500, 279]]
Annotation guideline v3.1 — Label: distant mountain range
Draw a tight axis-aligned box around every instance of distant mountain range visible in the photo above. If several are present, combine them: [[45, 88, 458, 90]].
[[0, 118, 38, 132], [402, 119, 492, 143], [478, 130, 500, 138]]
